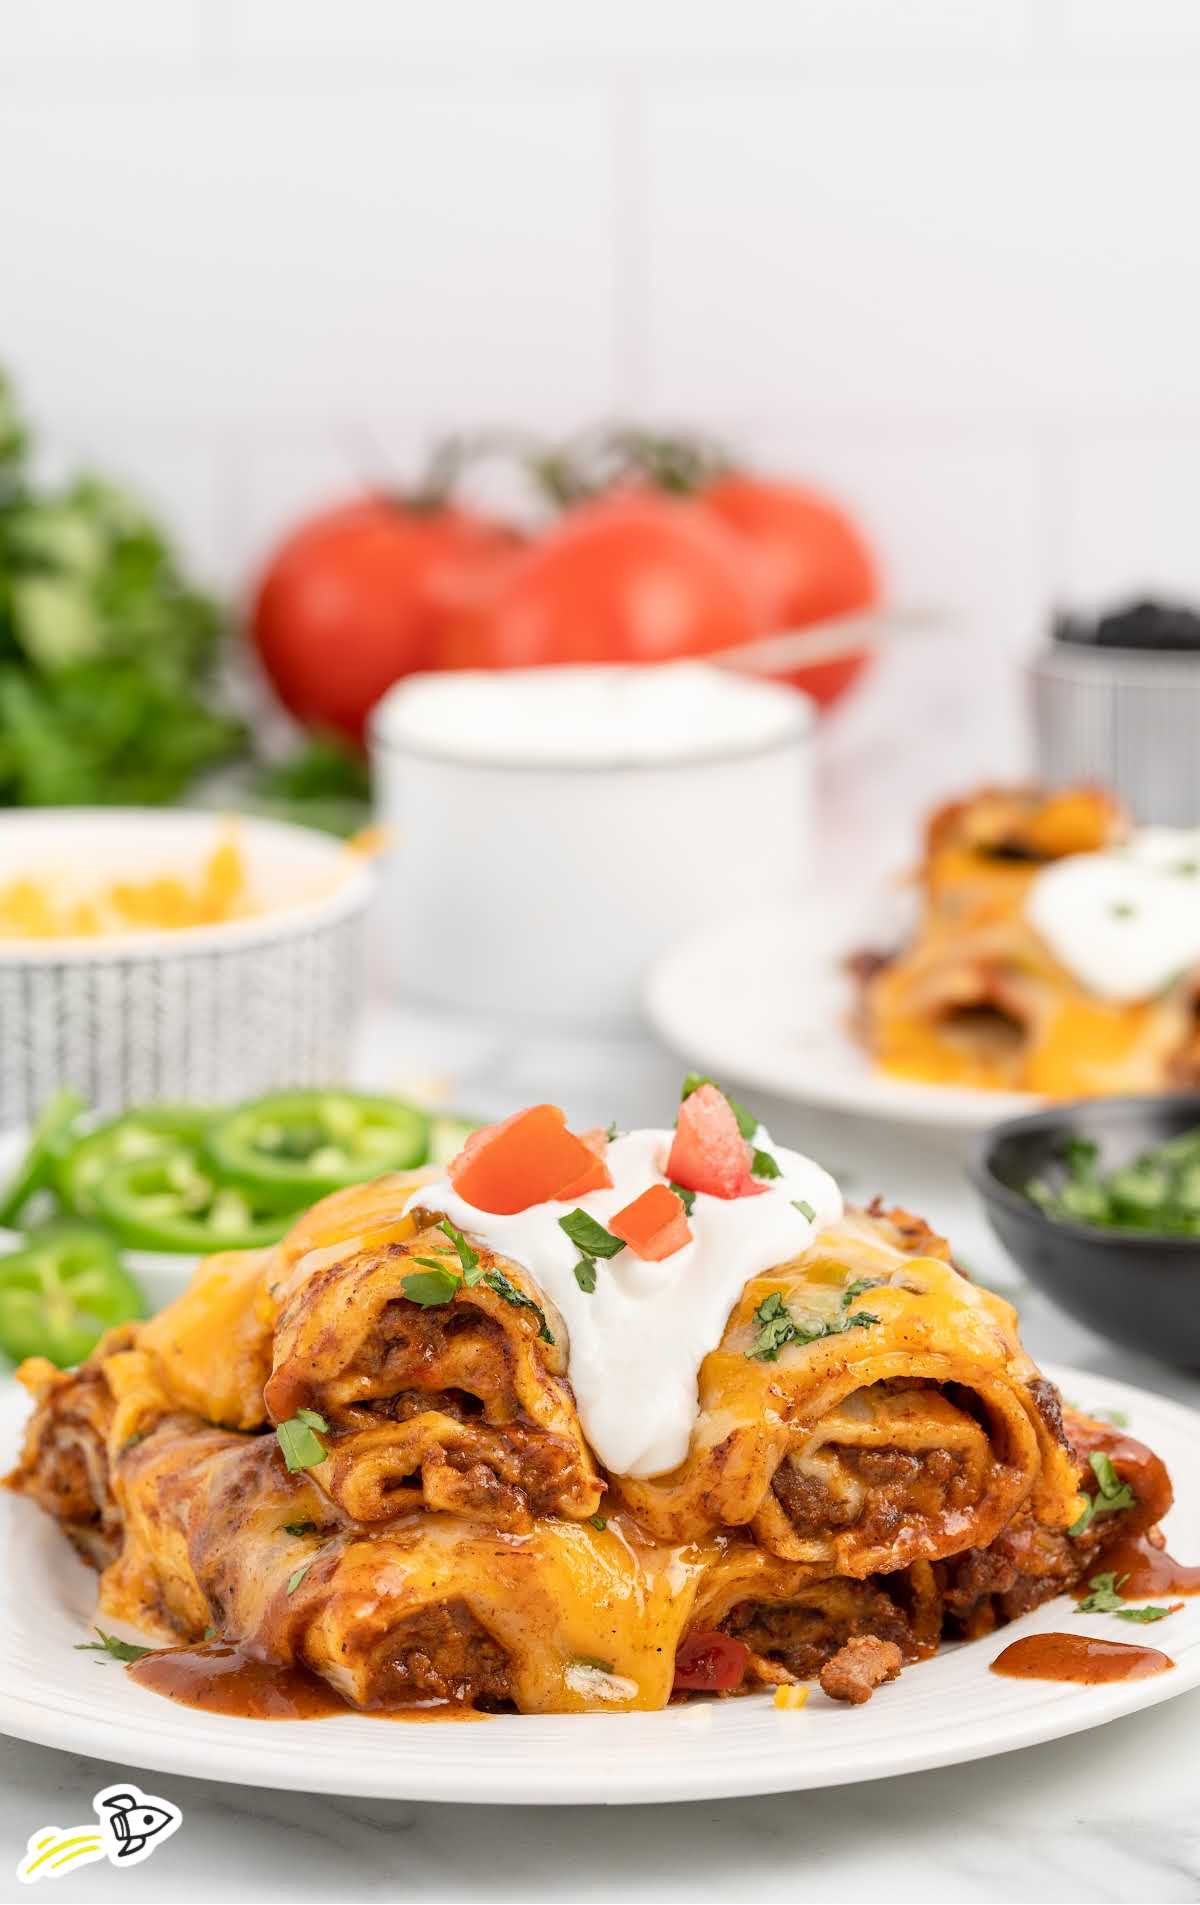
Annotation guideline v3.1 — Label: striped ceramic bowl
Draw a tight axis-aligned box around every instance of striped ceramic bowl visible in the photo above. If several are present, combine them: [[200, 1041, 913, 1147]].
[[1029, 642, 1200, 824], [0, 810, 372, 1127]]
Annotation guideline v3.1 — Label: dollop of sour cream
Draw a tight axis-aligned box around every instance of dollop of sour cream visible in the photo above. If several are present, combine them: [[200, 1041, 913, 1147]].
[[1027, 827, 1200, 1003], [404, 1127, 842, 1479]]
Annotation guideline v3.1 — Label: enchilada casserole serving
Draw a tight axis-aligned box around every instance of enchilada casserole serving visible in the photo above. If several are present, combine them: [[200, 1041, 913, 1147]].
[[852, 785, 1200, 1097], [7, 1086, 1178, 1715]]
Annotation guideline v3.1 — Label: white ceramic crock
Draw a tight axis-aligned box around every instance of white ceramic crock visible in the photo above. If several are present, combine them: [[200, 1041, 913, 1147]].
[[370, 664, 814, 1027], [0, 810, 372, 1125]]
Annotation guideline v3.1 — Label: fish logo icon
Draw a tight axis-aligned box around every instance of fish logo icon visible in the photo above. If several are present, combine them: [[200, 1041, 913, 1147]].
[[17, 1782, 181, 1883]]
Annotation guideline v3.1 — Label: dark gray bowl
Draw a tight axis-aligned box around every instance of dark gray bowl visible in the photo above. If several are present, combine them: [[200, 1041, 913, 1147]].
[[969, 1095, 1200, 1368]]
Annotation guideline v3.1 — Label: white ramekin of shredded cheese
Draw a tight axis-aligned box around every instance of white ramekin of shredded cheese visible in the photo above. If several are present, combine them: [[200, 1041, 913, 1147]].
[[0, 809, 372, 1124], [370, 662, 813, 1024]]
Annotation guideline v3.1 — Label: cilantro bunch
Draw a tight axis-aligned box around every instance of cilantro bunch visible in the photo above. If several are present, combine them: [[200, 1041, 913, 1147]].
[[0, 373, 244, 806]]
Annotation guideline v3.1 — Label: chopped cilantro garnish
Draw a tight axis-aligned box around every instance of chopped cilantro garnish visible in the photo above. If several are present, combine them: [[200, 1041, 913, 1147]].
[[438, 1218, 481, 1280], [282, 1520, 317, 1537], [75, 1627, 155, 1664], [841, 1276, 884, 1308], [286, 1562, 311, 1596], [670, 1182, 696, 1215], [588, 1514, 608, 1532], [1069, 1450, 1136, 1536], [1077, 1571, 1127, 1613], [482, 1267, 554, 1344], [606, 1122, 621, 1142], [746, 1287, 881, 1363], [573, 1257, 597, 1293], [1076, 1569, 1179, 1622], [747, 1291, 797, 1362], [751, 1148, 781, 1181], [276, 1413, 328, 1473], [792, 1198, 816, 1222], [558, 1209, 625, 1259], [402, 1265, 462, 1307]]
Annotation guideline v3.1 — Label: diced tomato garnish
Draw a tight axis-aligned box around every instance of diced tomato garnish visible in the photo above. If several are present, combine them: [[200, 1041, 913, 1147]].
[[672, 1631, 750, 1694], [554, 1126, 614, 1201], [609, 1184, 693, 1261], [665, 1082, 759, 1199], [447, 1104, 611, 1214]]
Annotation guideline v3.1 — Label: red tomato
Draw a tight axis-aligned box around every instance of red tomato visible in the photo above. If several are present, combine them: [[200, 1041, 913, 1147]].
[[609, 1184, 692, 1261], [700, 474, 879, 707], [672, 1631, 750, 1694], [434, 491, 766, 671], [447, 1105, 611, 1215], [251, 497, 515, 743], [666, 1084, 760, 1200]]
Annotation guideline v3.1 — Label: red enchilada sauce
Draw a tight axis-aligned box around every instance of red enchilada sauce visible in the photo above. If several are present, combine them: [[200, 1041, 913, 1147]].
[[128, 1643, 485, 1721], [1085, 1534, 1200, 1601], [990, 1633, 1173, 1684]]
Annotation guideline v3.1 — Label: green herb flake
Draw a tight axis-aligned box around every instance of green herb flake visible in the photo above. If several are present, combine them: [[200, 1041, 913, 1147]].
[[588, 1514, 608, 1532], [438, 1218, 480, 1278], [286, 1563, 312, 1596], [1116, 1603, 1180, 1623], [276, 1414, 328, 1473], [746, 1286, 882, 1363], [792, 1198, 816, 1222], [1069, 1450, 1137, 1537], [74, 1626, 155, 1664], [295, 1408, 328, 1432], [483, 1267, 554, 1344], [750, 1148, 781, 1181], [402, 1266, 462, 1307], [558, 1209, 625, 1259], [669, 1182, 696, 1215], [573, 1257, 597, 1294], [282, 1520, 317, 1537], [203, 1625, 219, 1641], [1076, 1570, 1127, 1613]]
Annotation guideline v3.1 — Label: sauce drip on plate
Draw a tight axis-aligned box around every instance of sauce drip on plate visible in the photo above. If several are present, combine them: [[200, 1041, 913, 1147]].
[[1087, 1534, 1200, 1600], [128, 1643, 486, 1721], [129, 1644, 345, 1719], [990, 1632, 1173, 1685]]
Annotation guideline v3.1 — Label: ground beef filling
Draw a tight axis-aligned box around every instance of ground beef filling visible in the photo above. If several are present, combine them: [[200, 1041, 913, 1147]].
[[723, 1583, 916, 1682], [370, 1600, 513, 1709], [772, 1444, 972, 1546]]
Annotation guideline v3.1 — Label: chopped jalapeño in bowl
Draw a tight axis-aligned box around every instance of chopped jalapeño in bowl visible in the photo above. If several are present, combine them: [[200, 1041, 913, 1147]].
[[1026, 1124, 1200, 1235]]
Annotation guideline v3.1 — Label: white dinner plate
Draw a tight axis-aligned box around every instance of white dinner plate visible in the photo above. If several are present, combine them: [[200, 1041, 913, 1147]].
[[644, 900, 1042, 1135], [1, 1364, 1198, 1805]]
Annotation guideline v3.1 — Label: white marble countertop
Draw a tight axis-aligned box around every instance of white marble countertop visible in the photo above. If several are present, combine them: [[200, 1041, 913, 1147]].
[[3, 1004, 1199, 1903]]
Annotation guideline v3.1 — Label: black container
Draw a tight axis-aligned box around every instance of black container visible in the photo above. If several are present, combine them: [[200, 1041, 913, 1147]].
[[970, 1095, 1200, 1367]]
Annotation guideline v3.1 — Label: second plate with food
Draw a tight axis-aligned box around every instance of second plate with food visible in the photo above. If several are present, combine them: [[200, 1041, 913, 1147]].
[[644, 899, 1041, 1135]]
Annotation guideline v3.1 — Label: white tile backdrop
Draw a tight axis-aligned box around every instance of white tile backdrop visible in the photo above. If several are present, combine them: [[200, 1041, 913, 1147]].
[[3, 0, 1199, 826]]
